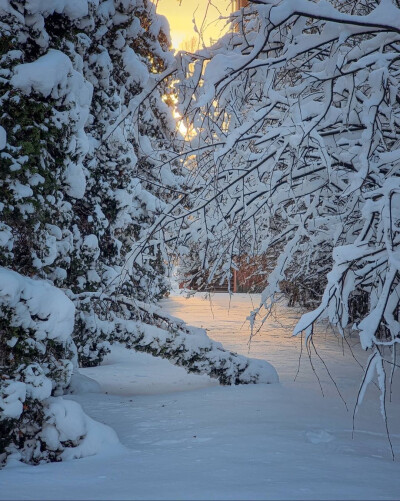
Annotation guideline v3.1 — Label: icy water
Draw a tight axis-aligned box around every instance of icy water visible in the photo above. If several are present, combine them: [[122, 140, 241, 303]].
[[162, 292, 368, 390]]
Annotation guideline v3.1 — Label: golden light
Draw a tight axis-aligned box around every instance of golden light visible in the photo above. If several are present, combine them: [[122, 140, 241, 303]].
[[157, 1, 233, 138], [156, 0, 232, 50], [174, 109, 196, 138], [161, 82, 195, 138]]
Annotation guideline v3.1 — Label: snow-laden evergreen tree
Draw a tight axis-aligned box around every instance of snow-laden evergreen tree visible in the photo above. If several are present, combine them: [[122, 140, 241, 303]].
[[0, 0, 278, 467], [141, 0, 400, 421], [64, 0, 180, 366], [0, 0, 121, 464]]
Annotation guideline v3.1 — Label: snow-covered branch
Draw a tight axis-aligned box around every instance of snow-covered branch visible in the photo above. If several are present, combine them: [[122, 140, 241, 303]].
[[142, 0, 400, 415]]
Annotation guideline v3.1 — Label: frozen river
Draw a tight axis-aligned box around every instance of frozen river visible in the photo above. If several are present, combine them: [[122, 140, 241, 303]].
[[162, 292, 368, 392]]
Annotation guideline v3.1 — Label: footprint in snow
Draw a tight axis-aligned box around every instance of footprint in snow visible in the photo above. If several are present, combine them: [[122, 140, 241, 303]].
[[306, 430, 334, 444]]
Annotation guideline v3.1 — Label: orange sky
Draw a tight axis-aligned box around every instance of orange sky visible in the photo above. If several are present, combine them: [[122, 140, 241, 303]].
[[156, 0, 232, 49]]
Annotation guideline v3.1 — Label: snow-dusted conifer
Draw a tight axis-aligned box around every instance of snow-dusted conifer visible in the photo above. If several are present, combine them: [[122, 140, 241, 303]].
[[66, 0, 181, 366], [0, 0, 123, 465]]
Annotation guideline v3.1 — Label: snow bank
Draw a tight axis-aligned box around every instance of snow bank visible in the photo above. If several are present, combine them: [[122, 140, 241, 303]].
[[67, 372, 101, 395]]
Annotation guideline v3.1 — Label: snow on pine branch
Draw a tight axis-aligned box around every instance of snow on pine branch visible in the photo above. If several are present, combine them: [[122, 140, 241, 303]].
[[70, 292, 278, 385]]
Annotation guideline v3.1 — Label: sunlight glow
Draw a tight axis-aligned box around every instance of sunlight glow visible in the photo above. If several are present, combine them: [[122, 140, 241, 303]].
[[157, 2, 233, 138], [156, 0, 232, 50], [161, 83, 195, 138]]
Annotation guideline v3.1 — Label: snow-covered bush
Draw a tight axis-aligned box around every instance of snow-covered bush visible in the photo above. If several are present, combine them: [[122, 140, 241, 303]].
[[0, 268, 115, 464], [78, 295, 278, 385]]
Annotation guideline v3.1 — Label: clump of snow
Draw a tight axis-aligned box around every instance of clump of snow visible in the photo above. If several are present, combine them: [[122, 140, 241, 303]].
[[0, 382, 26, 419], [0, 223, 13, 251], [238, 357, 278, 384], [0, 126, 6, 150], [63, 162, 86, 199], [10, 47, 92, 139], [122, 47, 149, 87], [9, 181, 33, 201], [0, 267, 75, 343], [306, 429, 334, 444], [81, 234, 100, 260], [11, 50, 74, 98], [41, 398, 121, 460], [82, 234, 99, 250], [25, 0, 90, 19], [22, 364, 52, 401]]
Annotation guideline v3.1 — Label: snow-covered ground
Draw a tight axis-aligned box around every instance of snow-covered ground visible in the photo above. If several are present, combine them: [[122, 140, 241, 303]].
[[1, 293, 399, 500]]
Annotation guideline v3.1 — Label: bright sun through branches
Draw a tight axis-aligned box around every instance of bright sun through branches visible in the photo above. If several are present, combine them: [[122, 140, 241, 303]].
[[162, 82, 194, 138], [156, 0, 232, 50]]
